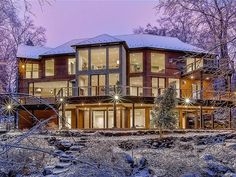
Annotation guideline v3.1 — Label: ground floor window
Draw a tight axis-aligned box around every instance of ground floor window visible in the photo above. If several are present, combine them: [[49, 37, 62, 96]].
[[130, 109, 145, 128]]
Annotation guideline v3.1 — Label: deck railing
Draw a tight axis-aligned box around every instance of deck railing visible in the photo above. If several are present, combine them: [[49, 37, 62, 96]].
[[182, 58, 219, 74], [21, 85, 236, 104]]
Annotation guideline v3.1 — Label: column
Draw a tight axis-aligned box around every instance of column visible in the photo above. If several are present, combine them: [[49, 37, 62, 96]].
[[132, 103, 135, 128]]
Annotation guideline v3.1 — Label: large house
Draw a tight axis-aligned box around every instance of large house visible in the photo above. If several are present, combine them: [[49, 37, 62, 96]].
[[16, 34, 235, 130]]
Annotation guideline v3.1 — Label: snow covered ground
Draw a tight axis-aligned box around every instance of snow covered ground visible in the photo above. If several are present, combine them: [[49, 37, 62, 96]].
[[0, 130, 235, 177]]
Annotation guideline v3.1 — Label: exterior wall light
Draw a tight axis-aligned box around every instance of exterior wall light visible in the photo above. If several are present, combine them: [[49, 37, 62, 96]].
[[114, 94, 119, 101], [59, 98, 64, 102], [185, 98, 191, 104]]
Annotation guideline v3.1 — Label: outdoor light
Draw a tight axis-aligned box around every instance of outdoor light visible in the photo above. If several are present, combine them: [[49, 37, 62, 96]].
[[7, 104, 12, 110], [185, 98, 191, 104], [59, 98, 64, 102], [190, 76, 194, 79], [206, 77, 209, 80], [21, 65, 25, 69], [114, 94, 119, 101]]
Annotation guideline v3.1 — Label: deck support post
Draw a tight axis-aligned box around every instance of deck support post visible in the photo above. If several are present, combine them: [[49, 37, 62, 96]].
[[229, 107, 232, 129], [113, 102, 117, 128], [61, 103, 66, 129], [132, 103, 135, 128], [200, 106, 203, 129]]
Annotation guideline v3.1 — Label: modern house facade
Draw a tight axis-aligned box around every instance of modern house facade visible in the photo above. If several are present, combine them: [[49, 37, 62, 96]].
[[17, 34, 235, 130]]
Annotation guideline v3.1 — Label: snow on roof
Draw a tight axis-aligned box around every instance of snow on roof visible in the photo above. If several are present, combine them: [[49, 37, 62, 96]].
[[34, 34, 207, 58], [17, 45, 51, 59], [73, 34, 124, 46], [116, 34, 206, 53], [42, 38, 87, 56]]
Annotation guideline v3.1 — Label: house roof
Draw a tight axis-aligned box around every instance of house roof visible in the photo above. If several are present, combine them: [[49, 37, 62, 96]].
[[17, 45, 51, 59], [115, 34, 206, 53], [73, 34, 124, 47], [17, 34, 208, 59], [42, 38, 87, 56]]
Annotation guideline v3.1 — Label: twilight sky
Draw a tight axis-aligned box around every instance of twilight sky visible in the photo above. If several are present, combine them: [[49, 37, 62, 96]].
[[30, 0, 157, 47]]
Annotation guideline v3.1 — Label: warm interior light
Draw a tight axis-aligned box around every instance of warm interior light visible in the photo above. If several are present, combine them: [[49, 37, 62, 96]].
[[116, 60, 120, 65], [206, 77, 209, 80], [190, 76, 194, 79], [21, 65, 25, 69]]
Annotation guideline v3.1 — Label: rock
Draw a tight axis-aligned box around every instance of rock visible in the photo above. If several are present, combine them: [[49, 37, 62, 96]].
[[202, 168, 216, 176], [125, 154, 134, 164], [53, 150, 64, 156], [43, 166, 54, 176], [53, 168, 69, 175], [223, 172, 236, 177], [56, 141, 72, 151], [139, 157, 148, 169], [202, 154, 215, 161], [180, 172, 202, 177], [8, 170, 17, 177], [55, 162, 71, 169], [0, 171, 7, 177], [69, 145, 81, 151], [207, 162, 232, 174]]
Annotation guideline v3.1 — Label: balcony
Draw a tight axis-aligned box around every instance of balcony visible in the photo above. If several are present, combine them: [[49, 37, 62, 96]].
[[182, 58, 219, 75], [20, 85, 236, 105]]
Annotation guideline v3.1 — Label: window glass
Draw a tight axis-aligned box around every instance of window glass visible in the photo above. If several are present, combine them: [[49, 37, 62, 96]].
[[79, 75, 88, 96], [151, 53, 165, 73], [168, 78, 180, 98], [130, 53, 143, 73], [109, 73, 119, 86], [68, 58, 76, 75], [109, 47, 119, 69], [91, 48, 106, 70], [26, 63, 39, 79], [130, 109, 145, 128], [130, 77, 143, 96], [78, 49, 88, 70], [152, 78, 166, 96], [45, 59, 54, 76]]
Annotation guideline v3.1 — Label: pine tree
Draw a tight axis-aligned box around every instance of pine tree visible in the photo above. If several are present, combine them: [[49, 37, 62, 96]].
[[151, 85, 177, 138]]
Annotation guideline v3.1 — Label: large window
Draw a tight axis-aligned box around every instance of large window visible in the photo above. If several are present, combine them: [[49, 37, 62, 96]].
[[109, 47, 119, 69], [130, 109, 145, 128], [186, 58, 203, 72], [168, 78, 180, 98], [91, 48, 106, 70], [152, 78, 165, 96], [130, 77, 143, 96], [151, 53, 165, 73], [68, 58, 76, 75], [79, 75, 89, 96], [26, 63, 39, 79], [130, 53, 143, 73], [91, 75, 106, 96], [29, 81, 69, 97], [45, 59, 54, 76], [109, 74, 119, 86], [78, 49, 88, 71]]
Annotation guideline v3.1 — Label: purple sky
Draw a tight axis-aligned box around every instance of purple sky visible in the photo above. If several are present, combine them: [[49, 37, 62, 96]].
[[30, 0, 157, 47]]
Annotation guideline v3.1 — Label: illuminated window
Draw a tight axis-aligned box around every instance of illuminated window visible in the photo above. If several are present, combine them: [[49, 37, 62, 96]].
[[91, 48, 106, 70], [130, 77, 143, 96], [130, 53, 143, 73], [68, 58, 76, 75], [151, 53, 165, 73], [79, 75, 89, 96], [78, 49, 88, 71], [26, 63, 39, 79], [109, 47, 119, 69], [45, 59, 54, 76], [168, 78, 180, 98], [152, 78, 165, 96], [109, 73, 119, 86]]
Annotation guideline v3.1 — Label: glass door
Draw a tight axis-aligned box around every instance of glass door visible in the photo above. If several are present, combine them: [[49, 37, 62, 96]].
[[91, 75, 106, 96], [92, 111, 106, 128]]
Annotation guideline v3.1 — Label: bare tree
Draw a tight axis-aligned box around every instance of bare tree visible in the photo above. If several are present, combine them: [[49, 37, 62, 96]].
[[0, 0, 47, 93]]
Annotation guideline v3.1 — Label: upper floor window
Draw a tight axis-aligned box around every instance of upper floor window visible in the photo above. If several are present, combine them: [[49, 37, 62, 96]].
[[109, 47, 119, 69], [186, 57, 203, 72], [91, 48, 106, 70], [130, 53, 143, 73], [45, 59, 54, 77], [26, 63, 39, 79], [68, 58, 76, 75], [78, 49, 88, 71], [151, 53, 165, 73]]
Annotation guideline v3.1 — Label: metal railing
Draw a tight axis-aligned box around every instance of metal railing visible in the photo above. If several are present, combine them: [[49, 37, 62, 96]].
[[20, 85, 236, 104], [183, 58, 219, 74]]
